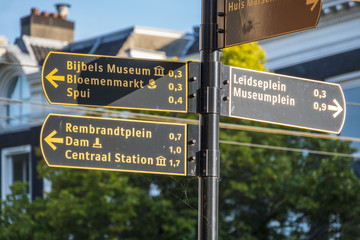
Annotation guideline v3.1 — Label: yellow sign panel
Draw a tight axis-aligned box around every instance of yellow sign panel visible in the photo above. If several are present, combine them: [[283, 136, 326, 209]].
[[41, 114, 189, 176], [42, 52, 188, 112]]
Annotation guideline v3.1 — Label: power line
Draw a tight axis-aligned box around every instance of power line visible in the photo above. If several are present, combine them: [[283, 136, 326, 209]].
[[0, 114, 43, 124], [0, 61, 40, 68], [347, 102, 360, 107], [1, 62, 360, 107], [219, 122, 360, 143], [1, 96, 360, 143], [1, 97, 359, 159], [219, 140, 358, 159], [0, 97, 199, 124], [1, 113, 357, 160]]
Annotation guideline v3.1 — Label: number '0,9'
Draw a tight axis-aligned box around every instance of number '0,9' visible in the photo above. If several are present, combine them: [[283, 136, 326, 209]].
[[313, 102, 327, 111]]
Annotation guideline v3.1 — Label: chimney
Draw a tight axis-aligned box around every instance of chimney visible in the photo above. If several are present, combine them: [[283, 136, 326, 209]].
[[40, 11, 50, 17], [56, 4, 70, 19], [31, 8, 39, 16], [21, 4, 74, 42]]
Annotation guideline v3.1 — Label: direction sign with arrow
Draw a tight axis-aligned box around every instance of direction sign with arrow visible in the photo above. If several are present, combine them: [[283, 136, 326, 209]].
[[45, 68, 65, 88], [42, 52, 189, 112], [41, 114, 197, 175], [44, 130, 64, 150], [221, 66, 346, 133], [328, 99, 343, 118], [220, 0, 322, 48], [307, 0, 320, 11]]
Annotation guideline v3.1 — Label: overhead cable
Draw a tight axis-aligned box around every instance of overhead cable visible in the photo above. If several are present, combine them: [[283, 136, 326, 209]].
[[1, 97, 360, 143]]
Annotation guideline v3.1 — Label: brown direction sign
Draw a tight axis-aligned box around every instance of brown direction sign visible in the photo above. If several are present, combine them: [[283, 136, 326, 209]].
[[221, 66, 346, 133], [40, 114, 195, 176], [221, 0, 322, 48], [42, 52, 188, 112]]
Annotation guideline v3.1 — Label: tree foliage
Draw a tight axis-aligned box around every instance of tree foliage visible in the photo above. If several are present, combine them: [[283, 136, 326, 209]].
[[1, 43, 360, 239], [219, 43, 360, 240]]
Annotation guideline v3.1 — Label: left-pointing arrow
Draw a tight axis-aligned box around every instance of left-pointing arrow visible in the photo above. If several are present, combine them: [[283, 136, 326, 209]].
[[46, 68, 65, 88], [44, 130, 64, 150]]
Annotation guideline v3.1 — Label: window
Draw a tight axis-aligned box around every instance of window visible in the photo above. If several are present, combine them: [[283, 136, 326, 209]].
[[1, 145, 32, 201], [6, 75, 31, 125], [342, 85, 360, 155], [328, 71, 360, 156]]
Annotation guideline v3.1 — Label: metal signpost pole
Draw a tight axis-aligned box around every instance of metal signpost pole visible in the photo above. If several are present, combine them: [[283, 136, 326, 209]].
[[199, 0, 220, 239]]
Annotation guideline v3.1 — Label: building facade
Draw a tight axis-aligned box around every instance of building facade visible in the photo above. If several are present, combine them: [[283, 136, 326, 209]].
[[0, 0, 359, 200], [259, 0, 360, 155], [0, 5, 199, 200]]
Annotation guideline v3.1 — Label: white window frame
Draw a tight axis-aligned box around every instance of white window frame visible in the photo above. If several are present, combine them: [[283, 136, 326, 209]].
[[326, 70, 360, 157], [0, 65, 30, 128], [43, 177, 52, 196], [326, 70, 360, 90], [1, 145, 32, 201], [5, 74, 31, 125]]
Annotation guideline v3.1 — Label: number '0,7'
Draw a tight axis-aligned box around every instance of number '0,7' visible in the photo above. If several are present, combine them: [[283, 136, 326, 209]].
[[169, 133, 182, 141]]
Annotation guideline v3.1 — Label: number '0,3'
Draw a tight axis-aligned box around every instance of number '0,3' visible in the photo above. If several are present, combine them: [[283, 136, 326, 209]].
[[313, 89, 326, 99]]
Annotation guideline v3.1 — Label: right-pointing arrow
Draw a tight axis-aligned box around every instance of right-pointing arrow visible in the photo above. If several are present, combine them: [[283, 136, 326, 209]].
[[46, 68, 65, 88], [44, 130, 64, 150], [328, 99, 343, 119]]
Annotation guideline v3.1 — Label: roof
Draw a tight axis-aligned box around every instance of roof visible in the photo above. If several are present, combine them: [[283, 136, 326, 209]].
[[15, 35, 69, 65], [14, 25, 200, 64], [63, 26, 133, 56], [322, 0, 360, 15], [64, 26, 198, 58]]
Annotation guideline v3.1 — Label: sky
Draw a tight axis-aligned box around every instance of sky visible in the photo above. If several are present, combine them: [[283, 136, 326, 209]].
[[0, 0, 201, 44]]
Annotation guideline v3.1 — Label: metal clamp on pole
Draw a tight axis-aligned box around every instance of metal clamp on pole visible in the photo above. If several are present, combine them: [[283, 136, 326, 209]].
[[202, 86, 221, 114], [200, 149, 220, 177], [201, 62, 224, 114], [199, 0, 221, 239]]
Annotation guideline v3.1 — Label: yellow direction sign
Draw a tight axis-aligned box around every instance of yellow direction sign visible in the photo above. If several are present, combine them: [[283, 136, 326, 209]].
[[44, 130, 64, 150], [41, 114, 198, 176], [45, 68, 65, 88], [42, 52, 189, 112]]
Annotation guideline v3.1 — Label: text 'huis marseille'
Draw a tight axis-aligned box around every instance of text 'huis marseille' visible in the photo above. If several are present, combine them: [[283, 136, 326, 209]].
[[227, 0, 276, 12]]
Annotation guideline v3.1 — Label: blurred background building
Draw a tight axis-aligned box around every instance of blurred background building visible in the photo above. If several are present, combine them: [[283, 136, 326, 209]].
[[0, 0, 359, 200]]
